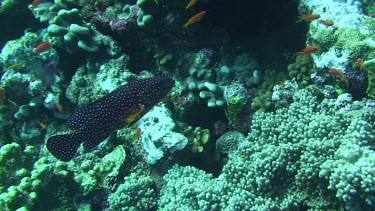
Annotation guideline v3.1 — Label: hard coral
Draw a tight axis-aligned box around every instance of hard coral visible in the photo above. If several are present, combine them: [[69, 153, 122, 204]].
[[159, 88, 375, 210], [216, 131, 246, 154]]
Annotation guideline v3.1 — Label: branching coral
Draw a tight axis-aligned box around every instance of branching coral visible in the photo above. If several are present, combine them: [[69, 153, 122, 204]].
[[159, 88, 375, 210]]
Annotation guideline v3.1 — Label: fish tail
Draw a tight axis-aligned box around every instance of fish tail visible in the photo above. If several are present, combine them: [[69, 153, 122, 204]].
[[183, 23, 189, 28], [47, 133, 81, 161]]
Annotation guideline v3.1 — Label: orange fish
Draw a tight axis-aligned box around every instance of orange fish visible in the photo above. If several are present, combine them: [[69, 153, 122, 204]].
[[55, 101, 64, 113], [185, 0, 198, 10], [0, 87, 4, 105], [133, 128, 141, 140], [354, 59, 365, 70], [32, 0, 41, 8], [298, 14, 320, 21], [183, 11, 206, 28], [328, 68, 348, 87], [319, 20, 334, 26], [298, 46, 319, 55], [33, 42, 52, 53]]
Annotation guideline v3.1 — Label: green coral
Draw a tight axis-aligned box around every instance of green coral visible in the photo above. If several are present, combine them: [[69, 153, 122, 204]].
[[310, 26, 338, 50], [314, 26, 374, 61], [287, 54, 316, 86], [66, 144, 126, 195], [183, 125, 210, 153], [224, 82, 249, 130], [251, 69, 286, 112], [159, 89, 375, 210], [365, 58, 375, 99], [0, 142, 41, 210], [216, 131, 245, 153], [0, 0, 28, 14], [108, 173, 157, 210], [362, 0, 375, 15]]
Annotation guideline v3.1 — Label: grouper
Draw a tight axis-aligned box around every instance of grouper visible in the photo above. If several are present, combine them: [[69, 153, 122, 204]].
[[47, 76, 175, 161]]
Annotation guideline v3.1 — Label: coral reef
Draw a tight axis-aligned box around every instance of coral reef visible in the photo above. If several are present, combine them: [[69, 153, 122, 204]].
[[182, 125, 210, 153], [287, 54, 316, 86], [66, 145, 126, 195], [30, 0, 120, 56], [0, 0, 374, 209], [177, 49, 261, 108], [365, 58, 375, 99], [223, 81, 252, 132], [301, 0, 375, 79], [0, 32, 63, 141], [215, 131, 246, 153], [159, 89, 375, 210], [136, 105, 188, 164], [108, 173, 157, 210], [65, 55, 136, 106]]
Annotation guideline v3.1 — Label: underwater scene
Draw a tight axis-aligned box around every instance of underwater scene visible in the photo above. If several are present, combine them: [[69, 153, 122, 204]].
[[0, 0, 375, 210]]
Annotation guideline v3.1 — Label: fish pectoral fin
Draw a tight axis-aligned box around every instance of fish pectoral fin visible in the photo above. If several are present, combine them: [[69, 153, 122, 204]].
[[125, 104, 145, 124], [47, 133, 81, 161]]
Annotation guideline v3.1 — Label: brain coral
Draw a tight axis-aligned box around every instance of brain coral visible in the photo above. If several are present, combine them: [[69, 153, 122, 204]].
[[159, 88, 375, 210]]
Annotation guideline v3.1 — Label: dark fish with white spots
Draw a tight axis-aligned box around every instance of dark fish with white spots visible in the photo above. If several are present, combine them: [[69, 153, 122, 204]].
[[47, 76, 175, 161]]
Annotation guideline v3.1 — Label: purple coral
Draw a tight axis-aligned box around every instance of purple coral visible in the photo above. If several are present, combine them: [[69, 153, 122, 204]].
[[110, 5, 140, 32]]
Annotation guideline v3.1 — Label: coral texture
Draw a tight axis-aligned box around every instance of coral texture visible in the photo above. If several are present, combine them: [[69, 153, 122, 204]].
[[159, 89, 375, 210]]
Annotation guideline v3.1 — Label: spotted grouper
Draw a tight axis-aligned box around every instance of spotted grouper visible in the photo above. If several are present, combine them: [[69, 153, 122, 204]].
[[47, 76, 175, 161]]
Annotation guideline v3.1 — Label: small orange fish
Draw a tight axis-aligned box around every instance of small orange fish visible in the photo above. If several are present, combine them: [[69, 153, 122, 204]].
[[328, 68, 348, 87], [55, 101, 63, 113], [298, 14, 320, 21], [298, 46, 319, 55], [354, 59, 366, 70], [32, 0, 41, 8], [183, 11, 206, 28], [33, 42, 52, 53], [185, 0, 198, 10], [319, 20, 334, 26], [0, 87, 5, 105], [133, 128, 141, 140]]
